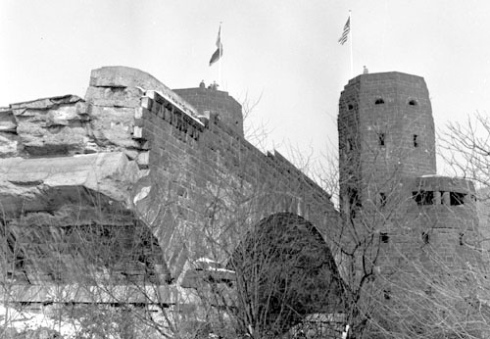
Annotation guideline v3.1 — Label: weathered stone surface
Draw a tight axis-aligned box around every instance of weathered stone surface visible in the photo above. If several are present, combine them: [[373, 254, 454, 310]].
[[86, 66, 200, 119], [7, 95, 90, 156], [10, 94, 83, 110], [0, 107, 16, 132], [89, 105, 140, 148], [0, 66, 338, 325], [0, 152, 142, 215], [85, 85, 142, 108], [1, 90, 148, 157], [0, 133, 19, 157], [0, 149, 159, 286]]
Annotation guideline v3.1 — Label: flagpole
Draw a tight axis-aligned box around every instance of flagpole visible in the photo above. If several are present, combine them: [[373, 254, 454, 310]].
[[219, 22, 223, 88], [349, 10, 353, 78]]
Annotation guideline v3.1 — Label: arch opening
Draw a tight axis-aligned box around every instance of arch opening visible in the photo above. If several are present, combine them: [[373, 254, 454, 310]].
[[227, 213, 345, 335]]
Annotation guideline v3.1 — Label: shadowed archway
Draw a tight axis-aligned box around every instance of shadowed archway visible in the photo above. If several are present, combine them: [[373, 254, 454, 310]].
[[228, 212, 346, 336]]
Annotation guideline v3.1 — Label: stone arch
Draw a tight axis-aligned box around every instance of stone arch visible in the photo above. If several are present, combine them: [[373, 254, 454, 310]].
[[227, 212, 345, 335], [1, 186, 170, 287]]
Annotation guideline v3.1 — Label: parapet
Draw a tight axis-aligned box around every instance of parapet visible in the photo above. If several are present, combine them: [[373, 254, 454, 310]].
[[346, 70, 426, 82], [174, 84, 244, 137], [339, 71, 434, 130], [414, 175, 475, 194], [339, 71, 433, 120], [411, 175, 476, 206]]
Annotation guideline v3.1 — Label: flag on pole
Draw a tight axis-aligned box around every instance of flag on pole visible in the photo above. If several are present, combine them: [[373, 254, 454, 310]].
[[338, 16, 350, 45], [209, 25, 223, 66]]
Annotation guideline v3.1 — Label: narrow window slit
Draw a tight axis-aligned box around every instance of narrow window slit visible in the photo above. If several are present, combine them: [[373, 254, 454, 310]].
[[378, 133, 385, 146], [379, 192, 387, 207]]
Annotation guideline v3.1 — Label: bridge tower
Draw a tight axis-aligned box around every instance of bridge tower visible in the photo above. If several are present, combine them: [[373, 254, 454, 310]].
[[338, 72, 436, 219]]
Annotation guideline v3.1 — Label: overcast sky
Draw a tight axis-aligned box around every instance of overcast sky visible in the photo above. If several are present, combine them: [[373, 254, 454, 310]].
[[1, 0, 489, 177]]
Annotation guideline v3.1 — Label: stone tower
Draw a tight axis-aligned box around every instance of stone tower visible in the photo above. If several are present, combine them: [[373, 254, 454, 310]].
[[338, 72, 437, 218], [174, 84, 244, 137], [337, 71, 483, 295]]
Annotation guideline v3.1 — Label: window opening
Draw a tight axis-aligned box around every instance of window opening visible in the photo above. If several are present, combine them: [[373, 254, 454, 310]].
[[347, 187, 362, 219], [379, 192, 387, 207], [15, 254, 25, 270], [348, 188, 361, 208], [413, 134, 419, 147], [450, 192, 466, 206], [422, 232, 429, 244], [425, 286, 434, 296], [380, 232, 389, 243], [413, 191, 434, 205], [378, 133, 385, 146], [459, 233, 464, 246], [348, 138, 354, 151], [408, 99, 418, 106], [375, 98, 385, 105], [383, 289, 391, 300]]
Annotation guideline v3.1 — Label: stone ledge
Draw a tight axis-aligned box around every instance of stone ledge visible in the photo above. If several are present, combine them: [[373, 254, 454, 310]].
[[0, 152, 143, 215]]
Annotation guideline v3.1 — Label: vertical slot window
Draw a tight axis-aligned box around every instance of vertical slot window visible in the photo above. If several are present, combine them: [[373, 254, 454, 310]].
[[379, 192, 387, 207], [378, 133, 385, 146]]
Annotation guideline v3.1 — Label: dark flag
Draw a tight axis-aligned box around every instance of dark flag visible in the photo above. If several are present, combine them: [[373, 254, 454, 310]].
[[209, 25, 223, 66]]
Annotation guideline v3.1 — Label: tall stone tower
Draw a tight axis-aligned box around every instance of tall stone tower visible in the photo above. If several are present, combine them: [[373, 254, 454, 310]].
[[338, 72, 437, 218], [337, 71, 483, 300]]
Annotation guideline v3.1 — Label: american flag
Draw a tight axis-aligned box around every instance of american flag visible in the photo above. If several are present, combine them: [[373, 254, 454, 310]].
[[338, 16, 350, 45]]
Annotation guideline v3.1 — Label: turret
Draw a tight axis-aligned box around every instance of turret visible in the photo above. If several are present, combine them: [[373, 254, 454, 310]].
[[174, 83, 244, 137], [338, 72, 436, 218]]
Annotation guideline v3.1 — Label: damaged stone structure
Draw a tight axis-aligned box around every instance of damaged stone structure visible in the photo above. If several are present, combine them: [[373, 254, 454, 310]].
[[0, 66, 343, 337], [1, 67, 486, 338], [338, 72, 488, 338], [338, 72, 482, 273]]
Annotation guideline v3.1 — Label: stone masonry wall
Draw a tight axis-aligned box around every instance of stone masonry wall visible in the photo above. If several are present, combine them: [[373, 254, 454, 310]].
[[174, 85, 244, 137], [338, 72, 436, 212], [0, 66, 339, 289], [133, 86, 339, 281], [337, 72, 484, 307]]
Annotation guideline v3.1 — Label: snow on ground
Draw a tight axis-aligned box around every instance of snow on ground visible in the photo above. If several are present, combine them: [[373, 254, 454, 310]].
[[0, 303, 79, 338]]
